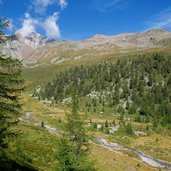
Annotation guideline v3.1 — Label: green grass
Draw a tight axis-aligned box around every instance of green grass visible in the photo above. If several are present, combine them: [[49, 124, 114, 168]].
[[5, 93, 171, 171], [7, 123, 58, 171], [23, 47, 166, 91], [18, 48, 171, 170]]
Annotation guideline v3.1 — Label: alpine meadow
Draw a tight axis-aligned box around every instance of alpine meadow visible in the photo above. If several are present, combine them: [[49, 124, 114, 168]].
[[0, 0, 171, 171]]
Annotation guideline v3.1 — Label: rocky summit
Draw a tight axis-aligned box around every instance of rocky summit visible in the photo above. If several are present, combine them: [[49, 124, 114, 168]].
[[2, 31, 54, 64]]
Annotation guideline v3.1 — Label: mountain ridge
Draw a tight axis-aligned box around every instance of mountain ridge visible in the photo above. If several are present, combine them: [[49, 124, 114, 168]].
[[3, 29, 171, 65]]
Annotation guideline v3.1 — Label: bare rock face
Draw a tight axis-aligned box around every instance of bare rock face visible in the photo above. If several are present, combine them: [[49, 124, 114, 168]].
[[2, 29, 171, 65], [2, 31, 54, 63], [15, 31, 55, 49]]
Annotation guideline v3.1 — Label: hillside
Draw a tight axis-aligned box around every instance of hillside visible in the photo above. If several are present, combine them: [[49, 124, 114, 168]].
[[34, 52, 171, 130], [3, 29, 171, 65], [2, 1, 171, 170], [2, 25, 171, 171], [3, 31, 54, 64]]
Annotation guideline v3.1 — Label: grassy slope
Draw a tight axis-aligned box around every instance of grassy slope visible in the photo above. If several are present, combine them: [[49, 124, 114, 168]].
[[23, 47, 165, 90], [7, 93, 170, 170], [18, 48, 171, 170]]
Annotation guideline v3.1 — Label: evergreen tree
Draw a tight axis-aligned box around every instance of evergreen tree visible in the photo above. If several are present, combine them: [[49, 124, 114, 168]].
[[125, 123, 134, 135], [105, 120, 109, 127], [93, 122, 97, 129], [0, 18, 24, 159], [112, 119, 116, 126], [39, 51, 171, 129], [128, 103, 137, 114], [56, 93, 95, 171]]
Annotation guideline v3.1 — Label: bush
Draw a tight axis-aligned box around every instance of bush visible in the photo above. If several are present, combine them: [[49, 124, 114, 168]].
[[125, 123, 134, 135]]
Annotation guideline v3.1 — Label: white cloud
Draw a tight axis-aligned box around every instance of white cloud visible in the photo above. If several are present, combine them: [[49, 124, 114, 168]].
[[92, 0, 129, 12], [16, 0, 67, 39], [16, 12, 60, 39], [59, 0, 67, 9], [32, 0, 67, 14], [16, 13, 38, 37], [146, 8, 171, 30], [43, 12, 60, 38]]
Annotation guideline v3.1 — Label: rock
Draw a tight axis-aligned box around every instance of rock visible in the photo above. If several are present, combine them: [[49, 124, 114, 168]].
[[3, 29, 171, 65]]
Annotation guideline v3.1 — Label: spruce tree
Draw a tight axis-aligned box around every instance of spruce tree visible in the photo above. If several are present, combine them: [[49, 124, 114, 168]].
[[0, 18, 24, 159], [56, 93, 95, 171]]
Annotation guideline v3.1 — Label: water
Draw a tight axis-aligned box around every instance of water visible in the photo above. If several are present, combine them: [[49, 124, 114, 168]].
[[97, 138, 171, 169]]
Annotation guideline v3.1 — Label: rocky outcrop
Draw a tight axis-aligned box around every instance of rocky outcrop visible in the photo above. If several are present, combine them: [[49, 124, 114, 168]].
[[2, 31, 54, 63]]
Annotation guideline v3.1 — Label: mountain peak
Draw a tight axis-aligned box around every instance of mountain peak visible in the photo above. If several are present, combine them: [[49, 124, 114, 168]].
[[90, 34, 108, 40], [15, 29, 55, 49], [15, 30, 42, 41], [145, 29, 169, 34]]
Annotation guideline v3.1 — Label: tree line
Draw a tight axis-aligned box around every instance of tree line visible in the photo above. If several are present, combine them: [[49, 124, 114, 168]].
[[37, 53, 171, 129]]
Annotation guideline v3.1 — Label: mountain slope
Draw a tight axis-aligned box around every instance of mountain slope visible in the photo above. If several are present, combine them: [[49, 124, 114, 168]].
[[3, 31, 54, 64], [32, 29, 171, 65], [35, 52, 171, 129], [3, 29, 171, 65], [81, 29, 170, 48]]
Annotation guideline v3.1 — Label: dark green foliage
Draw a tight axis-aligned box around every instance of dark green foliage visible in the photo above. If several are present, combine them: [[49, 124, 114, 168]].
[[125, 123, 134, 135], [112, 119, 116, 126], [119, 113, 124, 123], [56, 93, 95, 171], [105, 128, 110, 134], [137, 163, 141, 167], [128, 103, 137, 114], [117, 106, 125, 115], [0, 18, 9, 43], [93, 122, 97, 129], [0, 18, 24, 159], [135, 115, 142, 123], [41, 121, 44, 128], [100, 124, 104, 131], [56, 137, 74, 171], [105, 120, 109, 128], [39, 52, 171, 128]]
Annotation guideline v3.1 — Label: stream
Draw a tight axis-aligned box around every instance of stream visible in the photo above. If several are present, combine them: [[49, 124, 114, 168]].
[[97, 138, 171, 170], [20, 112, 171, 170]]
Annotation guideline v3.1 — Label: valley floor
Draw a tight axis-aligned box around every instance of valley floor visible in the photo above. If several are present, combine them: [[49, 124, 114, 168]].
[[6, 93, 171, 171]]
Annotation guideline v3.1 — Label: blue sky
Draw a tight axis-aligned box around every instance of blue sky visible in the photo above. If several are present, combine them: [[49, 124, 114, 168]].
[[0, 0, 171, 40]]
